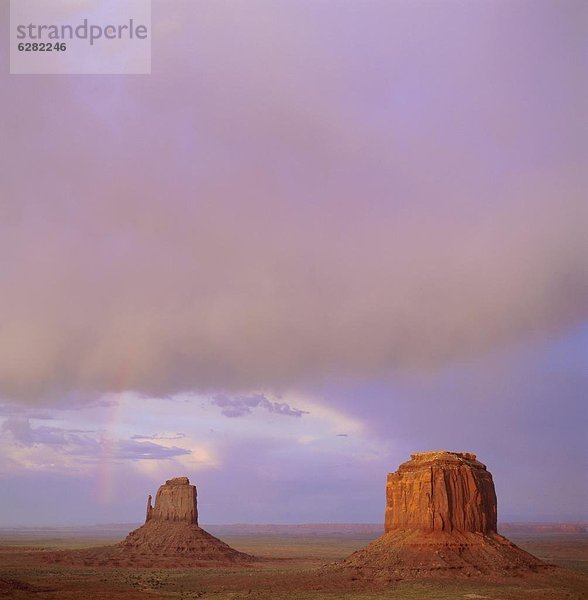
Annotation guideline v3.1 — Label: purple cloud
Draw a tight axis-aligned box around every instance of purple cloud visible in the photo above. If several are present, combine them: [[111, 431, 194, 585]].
[[131, 433, 186, 441], [0, 403, 55, 420], [112, 439, 191, 460], [1, 419, 190, 461], [211, 394, 308, 418], [0, 1, 585, 405]]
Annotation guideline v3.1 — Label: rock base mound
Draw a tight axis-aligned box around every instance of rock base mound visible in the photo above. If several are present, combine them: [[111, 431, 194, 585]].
[[335, 529, 545, 580], [118, 520, 251, 562]]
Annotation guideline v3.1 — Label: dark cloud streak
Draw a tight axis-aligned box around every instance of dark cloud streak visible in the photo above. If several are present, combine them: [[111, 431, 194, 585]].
[[211, 394, 308, 418], [1, 419, 190, 461]]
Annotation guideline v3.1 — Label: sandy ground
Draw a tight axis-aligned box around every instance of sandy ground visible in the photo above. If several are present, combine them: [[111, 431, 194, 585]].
[[0, 530, 587, 599]]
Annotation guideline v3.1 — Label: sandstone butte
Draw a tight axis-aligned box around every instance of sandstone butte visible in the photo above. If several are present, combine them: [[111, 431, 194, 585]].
[[39, 476, 253, 568], [119, 476, 253, 563], [333, 451, 547, 579]]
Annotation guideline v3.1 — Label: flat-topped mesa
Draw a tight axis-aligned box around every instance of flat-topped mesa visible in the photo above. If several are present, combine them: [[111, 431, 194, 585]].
[[145, 476, 198, 525], [331, 451, 545, 578], [385, 450, 497, 534]]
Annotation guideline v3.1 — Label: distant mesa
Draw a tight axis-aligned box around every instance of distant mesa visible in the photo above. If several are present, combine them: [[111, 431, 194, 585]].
[[331, 451, 547, 579], [42, 476, 253, 567], [119, 476, 253, 563]]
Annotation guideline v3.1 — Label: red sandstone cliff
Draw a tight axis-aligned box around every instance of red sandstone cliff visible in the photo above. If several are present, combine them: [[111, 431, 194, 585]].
[[333, 451, 545, 579], [146, 477, 198, 524], [385, 451, 497, 534]]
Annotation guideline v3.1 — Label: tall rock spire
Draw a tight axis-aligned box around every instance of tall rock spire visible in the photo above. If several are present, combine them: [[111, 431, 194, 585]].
[[145, 494, 153, 522]]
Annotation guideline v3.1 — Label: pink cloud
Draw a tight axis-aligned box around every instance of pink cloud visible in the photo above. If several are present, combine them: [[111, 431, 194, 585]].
[[0, 0, 585, 404]]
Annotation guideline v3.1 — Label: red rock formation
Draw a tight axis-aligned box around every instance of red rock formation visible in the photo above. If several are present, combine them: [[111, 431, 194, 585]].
[[385, 451, 497, 534], [333, 451, 546, 579], [146, 477, 198, 524], [118, 476, 251, 564], [41, 476, 253, 568]]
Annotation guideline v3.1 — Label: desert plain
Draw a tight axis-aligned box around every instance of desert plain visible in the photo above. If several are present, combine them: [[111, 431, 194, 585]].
[[1, 523, 587, 599]]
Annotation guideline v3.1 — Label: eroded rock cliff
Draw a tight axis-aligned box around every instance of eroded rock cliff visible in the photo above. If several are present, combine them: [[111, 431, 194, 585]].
[[385, 451, 497, 534], [331, 451, 546, 579], [146, 477, 198, 524]]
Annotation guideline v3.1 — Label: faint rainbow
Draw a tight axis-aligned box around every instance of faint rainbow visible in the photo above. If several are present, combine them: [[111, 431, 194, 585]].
[[97, 366, 131, 504]]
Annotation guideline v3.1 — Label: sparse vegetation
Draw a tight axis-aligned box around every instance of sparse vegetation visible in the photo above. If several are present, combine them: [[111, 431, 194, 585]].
[[0, 531, 586, 599]]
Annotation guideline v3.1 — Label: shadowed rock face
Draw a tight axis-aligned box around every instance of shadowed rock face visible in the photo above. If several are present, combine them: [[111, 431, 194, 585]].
[[385, 451, 497, 534], [41, 476, 254, 567], [118, 476, 253, 564], [146, 477, 198, 525]]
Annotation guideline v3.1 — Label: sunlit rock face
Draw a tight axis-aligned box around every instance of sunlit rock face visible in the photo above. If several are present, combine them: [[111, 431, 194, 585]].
[[331, 452, 546, 579], [385, 451, 497, 534], [146, 477, 198, 525]]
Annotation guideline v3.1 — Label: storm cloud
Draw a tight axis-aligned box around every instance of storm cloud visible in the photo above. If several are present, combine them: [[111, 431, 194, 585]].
[[211, 394, 308, 418], [1, 418, 191, 463], [0, 0, 586, 405]]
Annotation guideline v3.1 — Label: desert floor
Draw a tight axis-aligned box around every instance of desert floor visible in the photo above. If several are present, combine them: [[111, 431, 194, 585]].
[[0, 529, 586, 599]]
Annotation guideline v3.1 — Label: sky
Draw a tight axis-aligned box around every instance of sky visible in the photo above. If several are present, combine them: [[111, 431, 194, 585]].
[[0, 0, 586, 526]]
